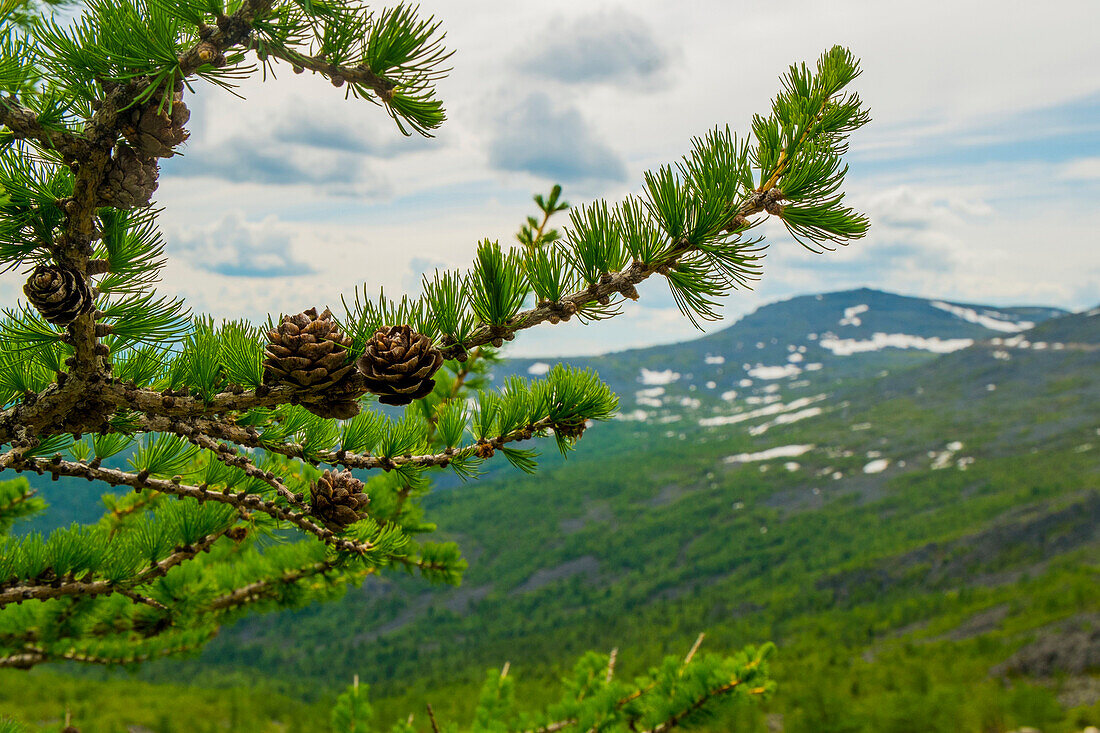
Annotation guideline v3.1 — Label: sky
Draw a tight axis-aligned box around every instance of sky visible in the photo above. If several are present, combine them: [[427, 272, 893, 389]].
[[19, 0, 1100, 356]]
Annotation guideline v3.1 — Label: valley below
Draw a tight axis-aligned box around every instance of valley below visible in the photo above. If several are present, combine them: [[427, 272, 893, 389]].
[[5, 288, 1098, 732]]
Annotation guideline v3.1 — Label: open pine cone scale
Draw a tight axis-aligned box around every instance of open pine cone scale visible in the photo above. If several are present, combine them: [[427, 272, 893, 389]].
[[23, 265, 93, 326], [310, 469, 370, 530], [263, 308, 355, 390], [356, 325, 444, 405]]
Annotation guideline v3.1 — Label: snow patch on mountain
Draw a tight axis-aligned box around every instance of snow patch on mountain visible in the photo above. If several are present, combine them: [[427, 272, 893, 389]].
[[700, 395, 826, 428], [747, 363, 802, 380], [930, 441, 965, 469], [639, 368, 680, 385], [931, 301, 1033, 332], [991, 335, 1069, 351], [863, 458, 890, 474], [725, 445, 815, 463], [839, 304, 869, 327], [618, 409, 650, 421], [748, 407, 824, 435], [820, 333, 973, 356]]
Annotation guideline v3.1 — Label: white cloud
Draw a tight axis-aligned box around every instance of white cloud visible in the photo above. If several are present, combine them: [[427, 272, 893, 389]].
[[1059, 157, 1100, 181], [486, 93, 627, 183], [519, 10, 670, 87], [173, 213, 315, 278]]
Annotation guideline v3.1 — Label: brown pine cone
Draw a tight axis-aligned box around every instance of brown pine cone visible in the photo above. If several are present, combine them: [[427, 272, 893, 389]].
[[554, 419, 588, 440], [123, 93, 191, 158], [23, 265, 93, 326], [263, 307, 355, 393], [310, 469, 370, 529], [100, 144, 159, 208], [356, 325, 444, 406]]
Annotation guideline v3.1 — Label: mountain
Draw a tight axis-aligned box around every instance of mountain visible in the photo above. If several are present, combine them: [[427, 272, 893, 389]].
[[5, 290, 1096, 732], [499, 287, 1066, 409]]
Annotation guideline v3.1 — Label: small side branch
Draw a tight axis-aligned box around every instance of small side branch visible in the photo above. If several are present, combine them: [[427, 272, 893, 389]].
[[141, 413, 557, 473], [206, 560, 348, 612], [185, 430, 309, 512], [252, 45, 397, 103], [0, 636, 215, 669], [0, 98, 88, 158], [640, 678, 766, 733], [1, 455, 374, 555]]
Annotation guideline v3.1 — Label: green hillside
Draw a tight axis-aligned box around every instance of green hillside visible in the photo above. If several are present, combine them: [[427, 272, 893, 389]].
[[2, 293, 1096, 732]]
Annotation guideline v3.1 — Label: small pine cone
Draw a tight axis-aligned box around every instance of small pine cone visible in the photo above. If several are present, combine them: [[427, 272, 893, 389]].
[[554, 419, 588, 440], [310, 469, 369, 529], [356, 325, 444, 406], [263, 307, 354, 392], [125, 94, 191, 158], [23, 265, 93, 326], [100, 144, 159, 208]]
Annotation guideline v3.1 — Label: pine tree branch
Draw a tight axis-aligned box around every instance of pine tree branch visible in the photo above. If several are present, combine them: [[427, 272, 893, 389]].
[[0, 524, 229, 607], [116, 587, 169, 611], [437, 194, 770, 361], [82, 0, 275, 148], [0, 637, 214, 669], [138, 412, 558, 472], [758, 86, 835, 195], [0, 486, 36, 512], [0, 454, 374, 555], [426, 703, 442, 733], [0, 651, 44, 669], [639, 679, 767, 733], [520, 675, 764, 733], [184, 430, 309, 513], [0, 98, 87, 158], [107, 491, 161, 528], [249, 44, 397, 103], [206, 560, 349, 612]]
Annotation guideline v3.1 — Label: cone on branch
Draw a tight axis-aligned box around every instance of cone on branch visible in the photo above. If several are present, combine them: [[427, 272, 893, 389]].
[[100, 144, 159, 208], [23, 265, 93, 326], [263, 308, 356, 416], [121, 83, 190, 158], [310, 469, 370, 529], [554, 419, 589, 440], [356, 325, 444, 406]]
